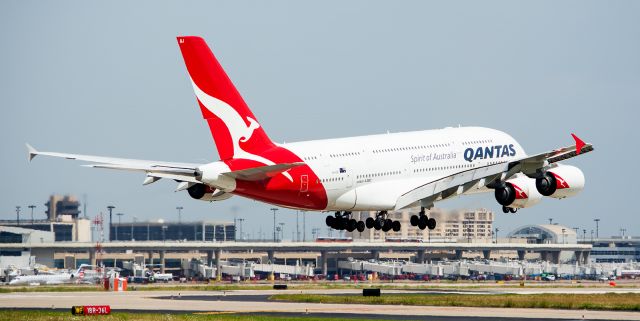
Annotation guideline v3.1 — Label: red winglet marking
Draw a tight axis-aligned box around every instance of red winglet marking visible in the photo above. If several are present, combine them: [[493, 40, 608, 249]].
[[571, 133, 585, 155]]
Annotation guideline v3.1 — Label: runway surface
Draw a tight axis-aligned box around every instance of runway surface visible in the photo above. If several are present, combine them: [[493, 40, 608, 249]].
[[1, 288, 639, 320]]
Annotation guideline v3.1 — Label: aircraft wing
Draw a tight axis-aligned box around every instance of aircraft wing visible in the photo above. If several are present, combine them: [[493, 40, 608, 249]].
[[394, 134, 594, 210], [26, 144, 203, 184]]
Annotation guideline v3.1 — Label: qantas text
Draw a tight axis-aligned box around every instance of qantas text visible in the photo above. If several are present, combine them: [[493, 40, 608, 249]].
[[463, 144, 516, 162]]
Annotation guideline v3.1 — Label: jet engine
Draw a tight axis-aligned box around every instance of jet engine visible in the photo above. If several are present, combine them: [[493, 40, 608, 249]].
[[494, 175, 542, 208], [535, 164, 585, 199], [187, 183, 233, 202]]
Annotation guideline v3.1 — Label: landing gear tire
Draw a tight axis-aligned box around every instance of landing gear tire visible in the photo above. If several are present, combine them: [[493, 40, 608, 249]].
[[427, 218, 437, 230], [374, 220, 382, 230], [392, 221, 401, 232], [509, 207, 518, 213], [419, 215, 428, 230], [356, 221, 365, 232], [382, 219, 393, 232], [502, 206, 509, 214], [410, 215, 419, 226], [341, 217, 350, 230], [347, 219, 357, 232], [334, 217, 344, 230], [365, 217, 375, 229], [326, 216, 335, 227]]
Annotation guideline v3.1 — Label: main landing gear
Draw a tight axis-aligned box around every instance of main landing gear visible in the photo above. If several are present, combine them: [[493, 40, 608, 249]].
[[364, 211, 401, 232], [326, 211, 401, 233], [325, 212, 365, 233], [410, 207, 436, 230], [502, 206, 518, 214]]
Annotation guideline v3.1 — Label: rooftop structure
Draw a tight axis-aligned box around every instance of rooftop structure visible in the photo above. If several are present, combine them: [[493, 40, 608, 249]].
[[508, 224, 577, 244], [45, 195, 81, 221]]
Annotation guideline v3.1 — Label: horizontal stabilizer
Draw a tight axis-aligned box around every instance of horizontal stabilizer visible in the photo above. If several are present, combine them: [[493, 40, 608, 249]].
[[223, 162, 305, 181]]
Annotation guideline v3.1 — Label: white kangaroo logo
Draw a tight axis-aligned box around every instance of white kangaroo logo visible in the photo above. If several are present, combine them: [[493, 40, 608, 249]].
[[191, 80, 293, 181]]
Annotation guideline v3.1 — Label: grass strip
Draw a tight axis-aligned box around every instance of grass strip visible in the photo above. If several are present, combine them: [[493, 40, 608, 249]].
[[0, 310, 407, 321], [270, 293, 640, 311]]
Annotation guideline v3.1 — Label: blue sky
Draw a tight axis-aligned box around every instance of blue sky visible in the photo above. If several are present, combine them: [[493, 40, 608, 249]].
[[1, 1, 638, 239]]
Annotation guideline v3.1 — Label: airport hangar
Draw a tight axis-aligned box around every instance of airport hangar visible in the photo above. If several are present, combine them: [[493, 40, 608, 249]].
[[0, 241, 591, 276]]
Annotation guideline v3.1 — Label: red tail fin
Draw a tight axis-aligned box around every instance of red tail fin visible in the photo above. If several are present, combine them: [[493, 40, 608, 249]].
[[177, 36, 274, 160]]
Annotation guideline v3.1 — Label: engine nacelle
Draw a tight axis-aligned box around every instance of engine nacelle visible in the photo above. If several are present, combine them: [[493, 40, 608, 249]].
[[494, 175, 542, 209], [187, 184, 233, 202], [535, 164, 585, 199]]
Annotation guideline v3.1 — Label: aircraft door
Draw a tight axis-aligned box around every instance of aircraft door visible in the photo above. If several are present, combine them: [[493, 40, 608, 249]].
[[346, 172, 353, 188]]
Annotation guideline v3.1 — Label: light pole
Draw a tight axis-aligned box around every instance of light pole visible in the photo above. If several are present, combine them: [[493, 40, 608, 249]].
[[583, 229, 587, 241], [561, 228, 566, 244], [28, 205, 36, 225], [302, 211, 307, 242], [237, 218, 245, 240], [270, 208, 278, 242], [296, 211, 300, 242], [279, 222, 285, 241], [116, 213, 124, 241], [594, 218, 600, 239], [15, 206, 21, 226], [107, 205, 115, 241], [176, 206, 183, 223], [495, 227, 500, 243], [176, 206, 184, 240], [548, 218, 553, 225]]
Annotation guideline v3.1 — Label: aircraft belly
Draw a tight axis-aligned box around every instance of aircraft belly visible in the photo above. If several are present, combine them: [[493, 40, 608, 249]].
[[325, 189, 356, 210], [351, 183, 398, 211]]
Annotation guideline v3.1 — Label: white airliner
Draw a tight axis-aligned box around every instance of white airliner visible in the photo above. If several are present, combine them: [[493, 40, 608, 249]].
[[27, 36, 593, 234], [9, 266, 87, 285]]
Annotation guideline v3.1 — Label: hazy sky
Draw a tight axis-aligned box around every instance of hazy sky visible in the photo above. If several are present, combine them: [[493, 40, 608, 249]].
[[1, 1, 638, 240]]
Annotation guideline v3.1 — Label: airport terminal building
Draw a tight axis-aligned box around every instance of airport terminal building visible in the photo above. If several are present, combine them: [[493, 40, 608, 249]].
[[584, 237, 640, 263], [109, 220, 235, 242]]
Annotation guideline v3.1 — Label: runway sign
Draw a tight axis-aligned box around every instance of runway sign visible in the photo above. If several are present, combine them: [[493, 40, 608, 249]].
[[71, 305, 111, 315]]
